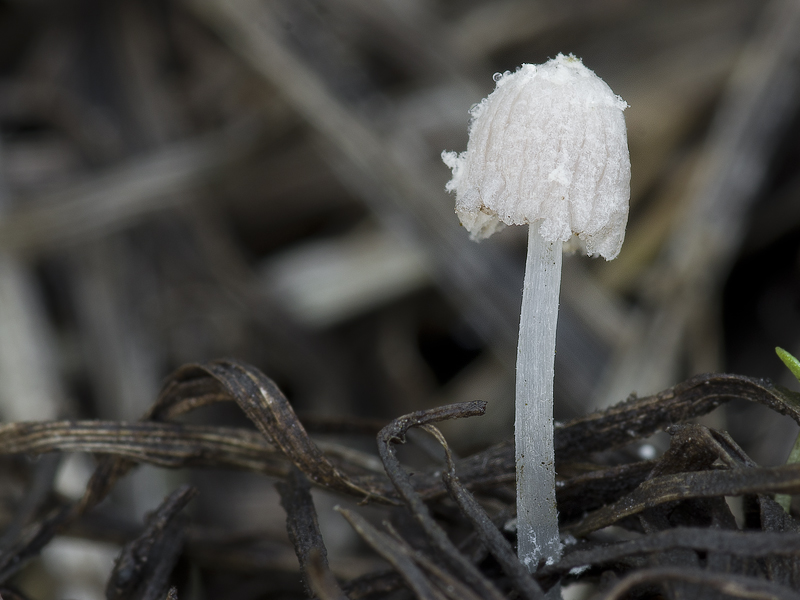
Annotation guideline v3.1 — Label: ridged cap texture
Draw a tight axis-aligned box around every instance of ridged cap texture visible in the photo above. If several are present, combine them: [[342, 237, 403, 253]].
[[442, 54, 630, 259]]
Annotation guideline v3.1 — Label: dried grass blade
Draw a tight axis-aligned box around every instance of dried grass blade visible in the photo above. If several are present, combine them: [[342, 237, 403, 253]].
[[557, 461, 654, 524], [377, 403, 506, 600], [757, 496, 800, 588], [546, 527, 800, 577], [306, 548, 349, 600], [598, 566, 800, 600], [163, 360, 396, 503], [342, 569, 404, 600], [434, 375, 800, 504], [556, 374, 800, 460], [276, 468, 343, 599], [106, 485, 197, 600], [0, 421, 283, 469], [336, 507, 444, 600], [567, 464, 800, 537], [0, 420, 384, 482], [420, 425, 544, 600], [381, 521, 485, 600]]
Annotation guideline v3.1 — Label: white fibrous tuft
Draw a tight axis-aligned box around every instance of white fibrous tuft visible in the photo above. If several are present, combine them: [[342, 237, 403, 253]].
[[442, 53, 630, 260]]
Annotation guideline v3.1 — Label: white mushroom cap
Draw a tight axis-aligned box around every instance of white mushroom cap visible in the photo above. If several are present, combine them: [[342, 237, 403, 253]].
[[442, 54, 630, 259]]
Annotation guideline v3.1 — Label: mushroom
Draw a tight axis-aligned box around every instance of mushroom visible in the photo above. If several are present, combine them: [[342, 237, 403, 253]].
[[442, 54, 630, 569]]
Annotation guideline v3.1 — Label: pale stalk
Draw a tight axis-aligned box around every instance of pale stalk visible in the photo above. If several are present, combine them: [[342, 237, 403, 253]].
[[515, 223, 562, 570]]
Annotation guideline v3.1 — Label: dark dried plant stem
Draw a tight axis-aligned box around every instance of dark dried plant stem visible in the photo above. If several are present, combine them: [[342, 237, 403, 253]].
[[336, 507, 445, 600], [547, 527, 800, 577], [421, 424, 545, 600], [377, 402, 506, 600], [598, 566, 800, 600], [276, 467, 344, 600], [106, 485, 197, 600], [380, 520, 485, 600]]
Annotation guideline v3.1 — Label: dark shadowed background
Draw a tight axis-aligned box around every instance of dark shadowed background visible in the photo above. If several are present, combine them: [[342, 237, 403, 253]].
[[0, 0, 799, 598]]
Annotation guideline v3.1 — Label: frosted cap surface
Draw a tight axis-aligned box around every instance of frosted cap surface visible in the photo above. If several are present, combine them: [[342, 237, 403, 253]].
[[442, 54, 630, 259]]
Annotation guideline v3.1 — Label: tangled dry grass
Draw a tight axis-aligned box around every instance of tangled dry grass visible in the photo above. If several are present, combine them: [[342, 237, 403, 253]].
[[2, 361, 800, 598]]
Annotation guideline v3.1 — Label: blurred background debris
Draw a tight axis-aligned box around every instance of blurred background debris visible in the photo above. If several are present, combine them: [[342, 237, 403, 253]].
[[0, 0, 799, 598]]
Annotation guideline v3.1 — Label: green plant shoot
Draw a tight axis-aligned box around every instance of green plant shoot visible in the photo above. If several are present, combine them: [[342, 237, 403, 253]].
[[776, 347, 800, 383], [775, 346, 800, 513]]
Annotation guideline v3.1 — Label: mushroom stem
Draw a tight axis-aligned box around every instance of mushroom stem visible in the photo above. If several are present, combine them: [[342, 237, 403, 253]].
[[516, 223, 562, 569]]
